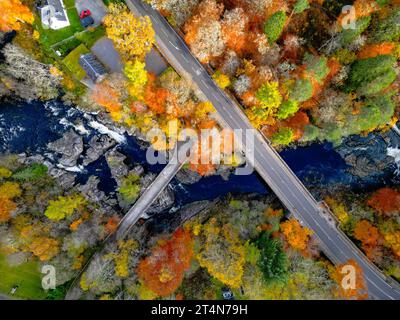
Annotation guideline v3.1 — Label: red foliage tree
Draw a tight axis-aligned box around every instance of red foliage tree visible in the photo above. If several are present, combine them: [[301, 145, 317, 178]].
[[283, 111, 310, 140], [367, 188, 400, 217], [137, 228, 193, 297]]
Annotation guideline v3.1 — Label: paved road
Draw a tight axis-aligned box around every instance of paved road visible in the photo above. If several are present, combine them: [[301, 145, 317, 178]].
[[115, 147, 187, 239], [126, 0, 400, 299]]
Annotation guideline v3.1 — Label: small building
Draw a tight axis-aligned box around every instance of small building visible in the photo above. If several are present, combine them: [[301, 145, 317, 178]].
[[79, 53, 107, 83], [40, 0, 70, 30]]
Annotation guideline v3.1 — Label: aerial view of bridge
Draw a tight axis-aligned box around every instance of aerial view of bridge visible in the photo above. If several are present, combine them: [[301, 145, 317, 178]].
[[98, 0, 400, 300]]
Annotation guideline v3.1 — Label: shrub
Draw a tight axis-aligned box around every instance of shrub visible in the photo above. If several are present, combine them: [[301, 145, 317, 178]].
[[264, 11, 287, 44], [270, 127, 295, 146], [277, 100, 299, 120], [347, 55, 396, 95], [118, 173, 141, 204], [255, 81, 282, 109], [371, 8, 400, 43], [256, 232, 288, 284], [340, 16, 371, 45], [13, 164, 48, 181], [289, 78, 313, 102]]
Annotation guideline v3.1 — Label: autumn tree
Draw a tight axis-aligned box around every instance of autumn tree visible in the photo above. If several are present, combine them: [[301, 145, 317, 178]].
[[367, 188, 400, 217], [330, 259, 368, 300], [196, 219, 246, 288], [183, 0, 225, 63], [0, 197, 17, 223], [91, 79, 124, 120], [280, 219, 313, 251], [0, 0, 34, 32], [124, 59, 148, 100], [0, 181, 21, 223], [29, 237, 60, 261], [44, 195, 86, 221], [137, 228, 193, 297], [104, 3, 155, 61]]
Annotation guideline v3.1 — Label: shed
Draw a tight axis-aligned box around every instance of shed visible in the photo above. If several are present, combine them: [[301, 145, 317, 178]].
[[78, 53, 107, 83]]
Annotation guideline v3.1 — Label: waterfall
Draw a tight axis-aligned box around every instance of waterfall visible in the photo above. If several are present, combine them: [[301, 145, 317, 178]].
[[387, 146, 400, 175], [392, 124, 400, 137]]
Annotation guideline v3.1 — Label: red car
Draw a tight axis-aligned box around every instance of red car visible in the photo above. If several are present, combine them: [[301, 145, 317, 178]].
[[79, 10, 91, 19]]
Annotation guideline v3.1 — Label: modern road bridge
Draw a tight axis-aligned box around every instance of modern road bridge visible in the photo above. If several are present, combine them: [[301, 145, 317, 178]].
[[125, 0, 400, 299]]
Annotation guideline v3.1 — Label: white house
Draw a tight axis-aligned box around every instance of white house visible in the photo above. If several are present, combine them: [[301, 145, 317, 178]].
[[40, 0, 70, 30]]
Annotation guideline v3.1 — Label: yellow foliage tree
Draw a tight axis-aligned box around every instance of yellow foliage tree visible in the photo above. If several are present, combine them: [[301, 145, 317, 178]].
[[212, 71, 231, 89], [0, 181, 21, 199], [0, 0, 34, 32], [196, 219, 246, 288], [103, 3, 155, 61], [29, 237, 59, 261]]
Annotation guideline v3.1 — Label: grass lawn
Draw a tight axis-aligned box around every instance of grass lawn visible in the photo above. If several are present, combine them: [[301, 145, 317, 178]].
[[38, 7, 84, 47], [75, 25, 106, 49], [0, 254, 46, 300], [62, 43, 90, 80], [102, 0, 124, 6], [63, 0, 76, 8]]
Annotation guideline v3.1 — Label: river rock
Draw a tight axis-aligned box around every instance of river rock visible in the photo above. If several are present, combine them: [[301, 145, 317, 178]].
[[176, 168, 202, 184], [336, 132, 398, 178], [83, 135, 116, 166], [105, 148, 129, 185], [77, 176, 106, 203], [47, 129, 83, 167], [48, 168, 76, 189]]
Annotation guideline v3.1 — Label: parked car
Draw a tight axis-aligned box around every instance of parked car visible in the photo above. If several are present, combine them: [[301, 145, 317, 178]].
[[80, 15, 94, 28], [79, 10, 91, 19]]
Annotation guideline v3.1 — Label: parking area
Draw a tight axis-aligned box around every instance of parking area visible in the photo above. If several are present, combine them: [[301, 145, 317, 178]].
[[75, 0, 107, 27]]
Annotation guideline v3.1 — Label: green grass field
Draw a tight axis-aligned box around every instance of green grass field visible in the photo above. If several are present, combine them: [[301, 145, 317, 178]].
[[0, 254, 46, 300], [75, 25, 106, 49], [62, 43, 90, 80], [38, 7, 84, 47]]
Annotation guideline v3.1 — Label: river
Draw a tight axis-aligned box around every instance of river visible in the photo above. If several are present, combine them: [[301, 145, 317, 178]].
[[0, 99, 398, 209]]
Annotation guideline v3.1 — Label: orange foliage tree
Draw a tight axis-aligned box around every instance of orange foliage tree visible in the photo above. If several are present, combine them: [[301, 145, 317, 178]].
[[353, 220, 382, 261], [0, 197, 17, 223], [29, 237, 60, 261], [144, 73, 169, 114], [358, 43, 396, 60], [330, 259, 368, 300], [0, 0, 34, 32], [280, 219, 313, 251], [367, 188, 400, 217], [137, 228, 193, 297], [283, 111, 310, 140], [92, 82, 122, 114], [354, 220, 380, 247]]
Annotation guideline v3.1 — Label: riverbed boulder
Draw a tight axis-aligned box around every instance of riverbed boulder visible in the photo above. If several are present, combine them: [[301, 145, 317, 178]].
[[336, 131, 399, 178], [83, 135, 116, 166], [105, 148, 129, 186], [77, 176, 106, 203], [176, 168, 202, 184], [47, 129, 83, 167]]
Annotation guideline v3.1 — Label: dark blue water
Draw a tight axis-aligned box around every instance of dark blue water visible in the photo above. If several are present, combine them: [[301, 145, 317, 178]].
[[0, 99, 394, 208]]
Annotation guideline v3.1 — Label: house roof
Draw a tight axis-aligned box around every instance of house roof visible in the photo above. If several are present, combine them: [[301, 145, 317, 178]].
[[46, 0, 68, 22], [79, 53, 107, 82]]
